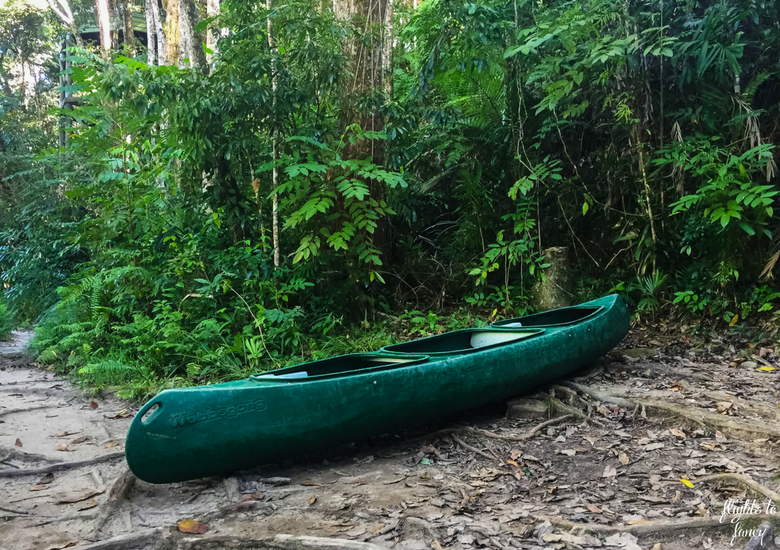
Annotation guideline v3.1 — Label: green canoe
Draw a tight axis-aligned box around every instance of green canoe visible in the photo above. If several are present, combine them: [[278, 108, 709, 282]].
[[125, 294, 629, 483]]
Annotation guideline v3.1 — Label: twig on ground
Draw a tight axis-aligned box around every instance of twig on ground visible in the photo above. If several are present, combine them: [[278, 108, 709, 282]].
[[0, 504, 28, 514], [0, 452, 125, 478]]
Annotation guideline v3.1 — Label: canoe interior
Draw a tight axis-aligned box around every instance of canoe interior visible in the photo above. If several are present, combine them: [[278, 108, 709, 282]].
[[382, 328, 542, 355], [494, 306, 602, 328], [251, 353, 429, 382]]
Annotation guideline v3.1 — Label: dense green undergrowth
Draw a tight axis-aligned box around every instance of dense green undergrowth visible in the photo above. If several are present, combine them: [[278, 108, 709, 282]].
[[3, 0, 780, 398]]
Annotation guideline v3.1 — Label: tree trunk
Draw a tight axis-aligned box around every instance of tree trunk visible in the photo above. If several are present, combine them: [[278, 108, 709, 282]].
[[119, 0, 136, 54], [333, 0, 392, 262], [206, 0, 220, 60], [47, 0, 85, 48], [180, 0, 207, 70], [531, 247, 573, 311], [95, 0, 113, 60], [144, 0, 156, 64], [165, 0, 181, 64], [382, 0, 393, 99], [268, 0, 280, 267], [150, 0, 167, 64]]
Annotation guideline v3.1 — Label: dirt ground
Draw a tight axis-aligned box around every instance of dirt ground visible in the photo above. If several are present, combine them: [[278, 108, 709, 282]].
[[1, 328, 779, 550]]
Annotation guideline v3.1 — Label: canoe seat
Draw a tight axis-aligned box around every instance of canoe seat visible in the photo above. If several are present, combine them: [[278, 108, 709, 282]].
[[383, 329, 540, 355], [470, 332, 526, 349]]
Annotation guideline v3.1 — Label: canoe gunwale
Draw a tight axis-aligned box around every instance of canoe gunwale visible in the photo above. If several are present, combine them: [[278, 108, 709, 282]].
[[491, 305, 604, 328], [248, 353, 431, 383]]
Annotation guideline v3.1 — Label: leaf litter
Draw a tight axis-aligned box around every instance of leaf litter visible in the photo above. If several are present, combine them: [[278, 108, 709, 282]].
[[2, 329, 780, 550]]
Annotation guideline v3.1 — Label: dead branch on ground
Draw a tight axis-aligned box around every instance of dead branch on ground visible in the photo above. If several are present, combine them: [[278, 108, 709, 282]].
[[0, 451, 125, 478]]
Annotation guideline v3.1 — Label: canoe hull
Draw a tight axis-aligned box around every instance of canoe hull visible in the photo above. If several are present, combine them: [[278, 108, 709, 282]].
[[125, 295, 628, 483]]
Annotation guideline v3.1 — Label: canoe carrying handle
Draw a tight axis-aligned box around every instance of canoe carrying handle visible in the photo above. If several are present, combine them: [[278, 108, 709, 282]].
[[139, 401, 163, 426]]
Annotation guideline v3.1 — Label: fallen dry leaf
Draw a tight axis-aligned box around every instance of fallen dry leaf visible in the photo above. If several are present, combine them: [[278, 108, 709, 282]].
[[587, 504, 603, 513], [77, 498, 98, 511], [37, 473, 54, 485], [103, 410, 131, 419], [602, 464, 617, 478], [669, 428, 686, 439], [30, 484, 49, 491], [56, 487, 105, 504], [671, 490, 682, 504], [177, 519, 208, 534], [239, 492, 264, 502], [716, 401, 733, 414], [618, 451, 630, 465], [46, 542, 77, 550], [57, 444, 71, 452], [70, 436, 89, 445], [14, 438, 22, 447], [560, 449, 576, 456], [308, 496, 317, 505], [105, 441, 120, 448]]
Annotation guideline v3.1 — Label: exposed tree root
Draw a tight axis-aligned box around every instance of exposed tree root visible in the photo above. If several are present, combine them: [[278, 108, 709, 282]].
[[450, 433, 499, 463], [0, 451, 125, 478], [71, 528, 163, 550], [559, 381, 633, 408], [637, 399, 780, 439], [92, 466, 137, 536], [562, 382, 780, 440], [466, 414, 575, 442], [696, 473, 780, 503], [0, 445, 64, 465], [361, 519, 400, 541], [0, 404, 56, 418], [178, 534, 388, 550], [537, 513, 777, 536]]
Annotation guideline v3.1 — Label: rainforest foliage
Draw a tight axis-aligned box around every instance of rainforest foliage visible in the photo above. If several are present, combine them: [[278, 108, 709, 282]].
[[1, 0, 779, 397]]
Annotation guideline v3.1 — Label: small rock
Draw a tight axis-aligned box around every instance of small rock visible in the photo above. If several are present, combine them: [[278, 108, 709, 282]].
[[744, 523, 776, 550], [622, 348, 659, 358]]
